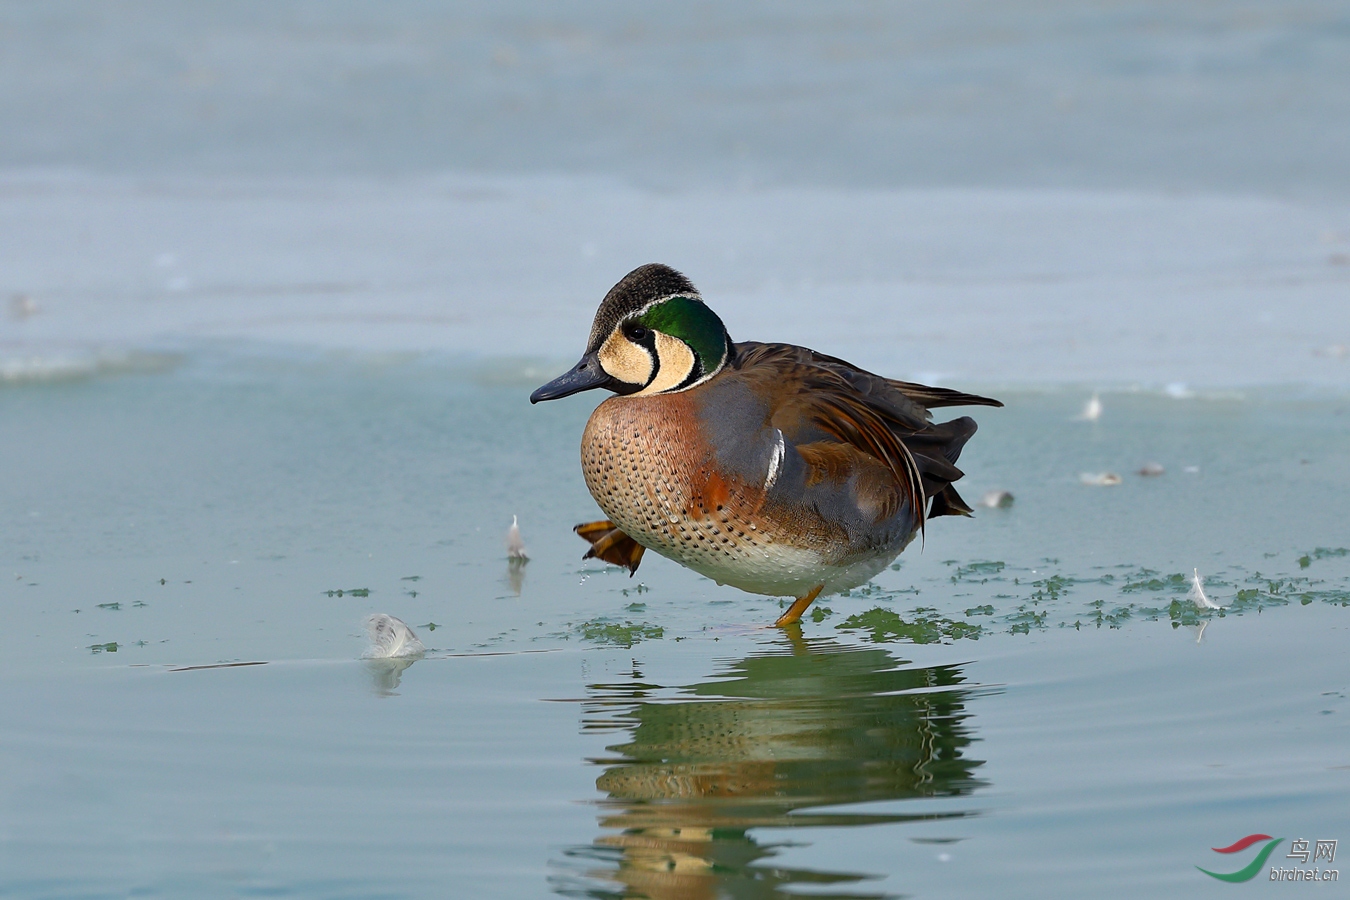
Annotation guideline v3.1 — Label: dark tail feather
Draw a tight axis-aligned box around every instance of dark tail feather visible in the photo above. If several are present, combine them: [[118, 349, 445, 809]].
[[575, 520, 646, 576], [899, 416, 980, 520], [928, 483, 974, 518], [889, 381, 1003, 410]]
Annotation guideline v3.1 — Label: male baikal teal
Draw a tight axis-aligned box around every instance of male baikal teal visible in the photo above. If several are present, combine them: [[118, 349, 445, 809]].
[[531, 264, 1001, 625]]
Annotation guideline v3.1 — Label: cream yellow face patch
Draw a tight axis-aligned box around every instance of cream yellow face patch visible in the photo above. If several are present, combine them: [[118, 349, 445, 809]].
[[598, 328, 654, 388], [635, 332, 697, 396]]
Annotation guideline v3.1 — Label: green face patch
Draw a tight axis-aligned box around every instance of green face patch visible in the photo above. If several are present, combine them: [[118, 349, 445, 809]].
[[637, 296, 729, 373]]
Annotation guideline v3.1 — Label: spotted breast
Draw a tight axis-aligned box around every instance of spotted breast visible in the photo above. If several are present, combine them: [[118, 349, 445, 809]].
[[580, 386, 915, 597]]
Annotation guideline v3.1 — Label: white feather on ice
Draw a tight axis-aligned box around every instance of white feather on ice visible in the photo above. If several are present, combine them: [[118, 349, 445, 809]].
[[1188, 569, 1222, 610], [1077, 393, 1102, 421], [506, 515, 528, 560], [364, 614, 425, 659]]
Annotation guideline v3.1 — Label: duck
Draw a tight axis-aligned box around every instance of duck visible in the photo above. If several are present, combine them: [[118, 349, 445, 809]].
[[530, 264, 1001, 626]]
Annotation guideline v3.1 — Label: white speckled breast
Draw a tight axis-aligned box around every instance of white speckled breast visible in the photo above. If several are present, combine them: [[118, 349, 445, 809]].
[[580, 394, 894, 596]]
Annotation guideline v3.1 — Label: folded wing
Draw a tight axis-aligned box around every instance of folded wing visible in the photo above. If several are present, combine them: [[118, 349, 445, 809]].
[[731, 342, 1001, 523]]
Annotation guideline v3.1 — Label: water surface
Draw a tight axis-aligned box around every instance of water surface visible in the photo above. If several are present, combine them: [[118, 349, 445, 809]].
[[2, 356, 1346, 897]]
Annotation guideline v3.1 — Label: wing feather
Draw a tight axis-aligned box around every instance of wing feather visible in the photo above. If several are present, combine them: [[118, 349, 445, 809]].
[[732, 341, 996, 523]]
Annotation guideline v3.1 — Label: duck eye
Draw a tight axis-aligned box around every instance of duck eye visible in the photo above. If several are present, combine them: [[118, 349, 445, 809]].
[[624, 323, 649, 342]]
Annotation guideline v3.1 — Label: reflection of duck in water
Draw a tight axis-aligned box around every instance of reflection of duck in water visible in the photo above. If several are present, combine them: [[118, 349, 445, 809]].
[[553, 638, 990, 899]]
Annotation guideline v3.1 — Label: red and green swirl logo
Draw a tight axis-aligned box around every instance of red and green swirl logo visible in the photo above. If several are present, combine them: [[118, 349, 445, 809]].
[[1198, 834, 1285, 882]]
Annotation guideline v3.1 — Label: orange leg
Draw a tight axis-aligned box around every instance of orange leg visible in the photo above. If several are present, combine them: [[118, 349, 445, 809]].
[[774, 584, 824, 627]]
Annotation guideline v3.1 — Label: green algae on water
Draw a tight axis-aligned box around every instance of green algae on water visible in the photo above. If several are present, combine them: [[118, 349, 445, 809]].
[[574, 619, 664, 648], [1299, 548, 1350, 569], [836, 607, 981, 644]]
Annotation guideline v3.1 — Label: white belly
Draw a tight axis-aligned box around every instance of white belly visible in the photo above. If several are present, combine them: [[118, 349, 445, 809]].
[[664, 538, 899, 598]]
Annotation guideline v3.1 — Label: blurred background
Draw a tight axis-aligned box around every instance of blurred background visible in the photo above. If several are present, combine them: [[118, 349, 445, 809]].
[[6, 0, 1350, 193], [2, 0, 1349, 385]]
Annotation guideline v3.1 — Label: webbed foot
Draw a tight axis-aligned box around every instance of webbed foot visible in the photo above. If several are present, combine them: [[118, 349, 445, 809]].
[[575, 520, 646, 576]]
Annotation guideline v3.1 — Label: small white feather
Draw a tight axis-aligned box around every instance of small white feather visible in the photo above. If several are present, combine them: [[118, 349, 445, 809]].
[[1188, 568, 1222, 610], [978, 490, 1014, 508], [506, 515, 528, 560], [1079, 472, 1122, 486], [1077, 393, 1102, 421], [364, 614, 425, 659]]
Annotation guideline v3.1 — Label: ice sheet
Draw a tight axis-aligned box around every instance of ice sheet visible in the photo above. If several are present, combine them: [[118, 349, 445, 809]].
[[2, 174, 1348, 389]]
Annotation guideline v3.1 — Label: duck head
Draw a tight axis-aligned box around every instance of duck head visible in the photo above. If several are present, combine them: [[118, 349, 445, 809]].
[[530, 264, 733, 403]]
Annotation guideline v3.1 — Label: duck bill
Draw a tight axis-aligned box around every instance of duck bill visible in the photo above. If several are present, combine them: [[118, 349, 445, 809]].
[[530, 353, 617, 403]]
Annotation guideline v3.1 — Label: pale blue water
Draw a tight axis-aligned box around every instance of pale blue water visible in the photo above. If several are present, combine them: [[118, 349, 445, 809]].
[[3, 2, 1350, 896], [2, 356, 1347, 897]]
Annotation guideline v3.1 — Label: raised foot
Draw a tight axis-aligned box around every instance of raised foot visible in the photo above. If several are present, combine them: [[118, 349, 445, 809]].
[[774, 584, 825, 627], [574, 520, 646, 576]]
